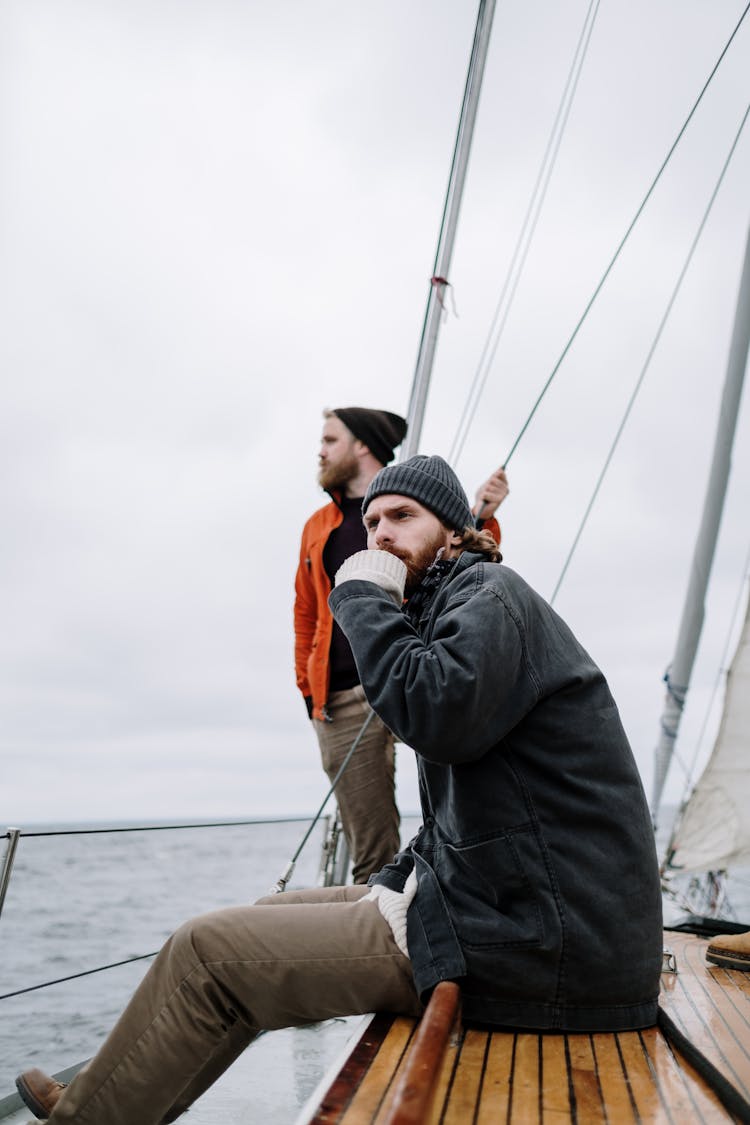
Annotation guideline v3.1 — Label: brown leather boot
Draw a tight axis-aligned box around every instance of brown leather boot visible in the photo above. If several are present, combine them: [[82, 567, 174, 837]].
[[15, 1068, 67, 1119], [705, 930, 750, 972]]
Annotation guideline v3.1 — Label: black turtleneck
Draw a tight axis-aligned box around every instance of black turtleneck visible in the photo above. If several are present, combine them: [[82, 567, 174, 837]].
[[323, 495, 367, 691]]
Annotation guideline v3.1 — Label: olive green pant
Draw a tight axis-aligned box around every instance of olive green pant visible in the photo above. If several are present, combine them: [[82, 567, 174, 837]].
[[315, 685, 400, 883], [45, 885, 420, 1125]]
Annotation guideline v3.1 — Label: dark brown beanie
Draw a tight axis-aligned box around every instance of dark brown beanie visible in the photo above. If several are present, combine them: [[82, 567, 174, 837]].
[[332, 407, 407, 466]]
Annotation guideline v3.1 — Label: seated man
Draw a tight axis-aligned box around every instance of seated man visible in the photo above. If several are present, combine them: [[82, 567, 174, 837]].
[[17, 455, 662, 1125]]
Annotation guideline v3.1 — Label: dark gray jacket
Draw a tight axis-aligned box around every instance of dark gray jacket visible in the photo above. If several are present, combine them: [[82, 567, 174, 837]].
[[329, 552, 662, 1031]]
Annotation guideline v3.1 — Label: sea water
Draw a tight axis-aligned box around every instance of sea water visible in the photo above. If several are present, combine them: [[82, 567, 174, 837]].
[[0, 816, 373, 1094], [2, 813, 749, 1099]]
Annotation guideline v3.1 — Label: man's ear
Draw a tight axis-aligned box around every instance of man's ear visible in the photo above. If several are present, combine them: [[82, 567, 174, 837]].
[[445, 529, 463, 556]]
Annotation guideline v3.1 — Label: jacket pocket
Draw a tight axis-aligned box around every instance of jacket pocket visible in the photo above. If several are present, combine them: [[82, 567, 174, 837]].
[[436, 829, 545, 950]]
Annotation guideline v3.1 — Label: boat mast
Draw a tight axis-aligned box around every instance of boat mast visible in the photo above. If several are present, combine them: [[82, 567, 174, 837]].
[[402, 0, 497, 459], [650, 225, 750, 827], [318, 1, 496, 889]]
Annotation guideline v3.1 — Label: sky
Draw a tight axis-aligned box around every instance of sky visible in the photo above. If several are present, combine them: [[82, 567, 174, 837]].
[[2, 0, 750, 832]]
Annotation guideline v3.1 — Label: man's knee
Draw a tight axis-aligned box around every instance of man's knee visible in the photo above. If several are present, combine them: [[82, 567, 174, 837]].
[[254, 892, 284, 906], [169, 908, 239, 965]]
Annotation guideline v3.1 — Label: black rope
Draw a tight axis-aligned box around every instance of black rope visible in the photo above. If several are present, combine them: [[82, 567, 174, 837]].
[[658, 1005, 750, 1123], [0, 814, 323, 1002], [502, 1, 750, 469], [1, 778, 379, 1000], [3, 815, 311, 841], [0, 952, 158, 1001]]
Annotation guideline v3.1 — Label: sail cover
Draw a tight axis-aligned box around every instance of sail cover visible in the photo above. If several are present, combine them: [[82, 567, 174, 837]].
[[669, 592, 750, 873]]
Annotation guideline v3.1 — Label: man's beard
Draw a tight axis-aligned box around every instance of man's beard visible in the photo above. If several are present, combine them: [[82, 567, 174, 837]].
[[384, 531, 448, 595], [318, 449, 360, 492]]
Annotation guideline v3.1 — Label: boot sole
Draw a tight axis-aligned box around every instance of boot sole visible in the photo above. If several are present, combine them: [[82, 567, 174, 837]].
[[15, 1074, 52, 1119], [706, 947, 750, 972]]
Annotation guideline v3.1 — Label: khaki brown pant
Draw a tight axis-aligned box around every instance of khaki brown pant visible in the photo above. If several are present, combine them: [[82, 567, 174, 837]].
[[45, 885, 421, 1125], [314, 685, 401, 883]]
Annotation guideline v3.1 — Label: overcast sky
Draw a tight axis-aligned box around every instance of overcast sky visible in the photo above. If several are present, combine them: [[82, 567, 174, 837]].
[[2, 0, 749, 830]]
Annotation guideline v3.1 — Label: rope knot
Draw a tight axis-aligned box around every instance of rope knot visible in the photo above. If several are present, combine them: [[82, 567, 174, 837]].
[[430, 275, 459, 320]]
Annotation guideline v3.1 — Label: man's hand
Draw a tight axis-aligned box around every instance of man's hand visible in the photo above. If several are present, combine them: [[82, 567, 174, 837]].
[[334, 550, 407, 604], [473, 467, 509, 522]]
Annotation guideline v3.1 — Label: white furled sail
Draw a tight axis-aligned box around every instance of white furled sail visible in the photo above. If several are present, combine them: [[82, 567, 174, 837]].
[[650, 226, 750, 826], [668, 592, 750, 873]]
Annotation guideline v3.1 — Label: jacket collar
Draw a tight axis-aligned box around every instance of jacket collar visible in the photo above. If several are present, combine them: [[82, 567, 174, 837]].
[[326, 487, 366, 512], [325, 486, 344, 509], [404, 551, 486, 627], [404, 557, 456, 626]]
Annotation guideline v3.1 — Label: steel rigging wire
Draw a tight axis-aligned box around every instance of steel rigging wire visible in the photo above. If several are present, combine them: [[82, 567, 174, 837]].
[[449, 0, 602, 467], [462, 0, 750, 474], [549, 101, 750, 607], [277, 6, 750, 892]]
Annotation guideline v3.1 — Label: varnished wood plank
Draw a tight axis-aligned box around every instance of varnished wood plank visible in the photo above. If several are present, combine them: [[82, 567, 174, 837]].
[[566, 1034, 606, 1121], [616, 1031, 672, 1124], [441, 1028, 487, 1123], [727, 964, 750, 999], [380, 982, 461, 1125], [540, 1034, 574, 1122], [474, 1031, 515, 1123], [662, 933, 750, 1100], [423, 1028, 462, 1125], [339, 1019, 415, 1124], [589, 1033, 637, 1123], [695, 970, 750, 1095], [640, 1020, 735, 1123], [308, 930, 750, 1124], [308, 1013, 395, 1124], [509, 1033, 542, 1123]]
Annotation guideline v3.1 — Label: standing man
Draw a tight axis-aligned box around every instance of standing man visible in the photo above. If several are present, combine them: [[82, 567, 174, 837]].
[[294, 407, 507, 882]]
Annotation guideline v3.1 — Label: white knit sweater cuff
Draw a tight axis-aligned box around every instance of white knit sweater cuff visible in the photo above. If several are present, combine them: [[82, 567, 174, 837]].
[[362, 868, 418, 958], [334, 550, 407, 604]]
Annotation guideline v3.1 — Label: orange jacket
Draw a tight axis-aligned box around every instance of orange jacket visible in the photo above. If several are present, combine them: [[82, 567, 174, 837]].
[[294, 493, 350, 720], [294, 493, 500, 720]]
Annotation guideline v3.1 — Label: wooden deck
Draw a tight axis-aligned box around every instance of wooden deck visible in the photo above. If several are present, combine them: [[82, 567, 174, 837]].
[[304, 930, 750, 1123]]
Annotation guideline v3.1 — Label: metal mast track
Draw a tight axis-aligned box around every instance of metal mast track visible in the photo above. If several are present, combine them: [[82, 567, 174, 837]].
[[402, 0, 497, 460], [650, 225, 750, 826], [318, 2, 498, 884]]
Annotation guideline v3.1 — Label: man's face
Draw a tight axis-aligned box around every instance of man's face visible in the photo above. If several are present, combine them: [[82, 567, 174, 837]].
[[317, 415, 359, 490], [364, 494, 454, 594]]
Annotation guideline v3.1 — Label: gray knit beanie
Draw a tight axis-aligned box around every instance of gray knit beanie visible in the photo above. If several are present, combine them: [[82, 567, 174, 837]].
[[363, 454, 472, 530]]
